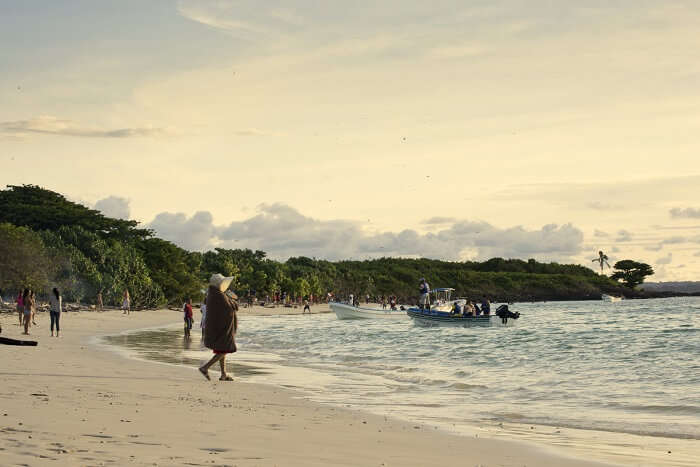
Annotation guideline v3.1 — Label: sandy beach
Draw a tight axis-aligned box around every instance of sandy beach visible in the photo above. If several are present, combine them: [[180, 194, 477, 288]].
[[0, 307, 619, 467]]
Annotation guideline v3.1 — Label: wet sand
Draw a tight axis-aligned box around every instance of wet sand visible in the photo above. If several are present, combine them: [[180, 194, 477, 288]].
[[0, 308, 613, 466]]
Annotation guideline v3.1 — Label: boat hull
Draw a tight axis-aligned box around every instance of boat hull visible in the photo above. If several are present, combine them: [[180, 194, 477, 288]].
[[406, 309, 515, 327], [330, 302, 406, 320], [601, 294, 623, 302]]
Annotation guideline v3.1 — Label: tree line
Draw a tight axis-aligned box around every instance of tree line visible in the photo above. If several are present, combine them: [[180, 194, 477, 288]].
[[0, 185, 646, 307]]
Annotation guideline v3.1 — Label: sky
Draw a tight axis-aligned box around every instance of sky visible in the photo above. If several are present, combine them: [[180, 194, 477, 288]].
[[2, 0, 700, 280]]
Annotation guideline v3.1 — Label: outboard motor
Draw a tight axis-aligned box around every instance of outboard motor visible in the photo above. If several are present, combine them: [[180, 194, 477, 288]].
[[495, 304, 520, 324]]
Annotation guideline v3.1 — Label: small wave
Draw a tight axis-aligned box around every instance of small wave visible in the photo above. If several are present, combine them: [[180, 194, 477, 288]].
[[609, 403, 700, 416], [660, 328, 700, 334], [491, 413, 700, 440], [449, 382, 489, 391]]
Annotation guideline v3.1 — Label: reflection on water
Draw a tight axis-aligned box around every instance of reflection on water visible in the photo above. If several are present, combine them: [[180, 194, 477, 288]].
[[103, 327, 268, 377]]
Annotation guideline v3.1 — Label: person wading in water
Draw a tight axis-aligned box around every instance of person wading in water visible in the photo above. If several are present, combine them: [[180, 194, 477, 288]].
[[198, 274, 238, 381]]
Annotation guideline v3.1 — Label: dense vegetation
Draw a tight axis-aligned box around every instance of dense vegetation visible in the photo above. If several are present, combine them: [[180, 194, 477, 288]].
[[0, 185, 640, 307]]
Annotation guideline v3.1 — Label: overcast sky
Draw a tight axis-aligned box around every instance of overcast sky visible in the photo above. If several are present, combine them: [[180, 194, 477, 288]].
[[2, 1, 700, 280]]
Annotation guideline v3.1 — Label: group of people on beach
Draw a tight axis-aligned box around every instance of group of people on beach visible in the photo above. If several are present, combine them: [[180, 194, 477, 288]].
[[380, 295, 398, 310], [14, 287, 63, 336]]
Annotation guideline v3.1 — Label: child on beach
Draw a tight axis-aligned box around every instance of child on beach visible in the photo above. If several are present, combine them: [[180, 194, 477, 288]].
[[183, 298, 193, 338], [122, 289, 131, 315]]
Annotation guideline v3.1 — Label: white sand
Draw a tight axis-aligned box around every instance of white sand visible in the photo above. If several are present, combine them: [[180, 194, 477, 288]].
[[1, 308, 620, 466]]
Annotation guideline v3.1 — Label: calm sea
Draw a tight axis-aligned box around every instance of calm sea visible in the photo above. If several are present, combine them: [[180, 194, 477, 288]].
[[103, 297, 700, 464]]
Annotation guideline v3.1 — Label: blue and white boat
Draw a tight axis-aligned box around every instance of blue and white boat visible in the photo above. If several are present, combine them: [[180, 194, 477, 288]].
[[406, 288, 520, 327]]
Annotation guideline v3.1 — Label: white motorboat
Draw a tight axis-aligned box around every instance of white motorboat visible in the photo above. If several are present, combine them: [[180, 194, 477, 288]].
[[602, 294, 623, 302], [330, 302, 406, 320]]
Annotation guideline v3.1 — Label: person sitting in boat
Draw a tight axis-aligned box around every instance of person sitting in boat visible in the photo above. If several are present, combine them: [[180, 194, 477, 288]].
[[481, 297, 491, 315], [418, 278, 430, 311], [465, 300, 476, 316]]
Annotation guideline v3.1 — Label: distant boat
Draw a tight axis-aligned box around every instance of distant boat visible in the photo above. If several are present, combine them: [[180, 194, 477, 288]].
[[330, 302, 405, 320], [601, 294, 623, 302]]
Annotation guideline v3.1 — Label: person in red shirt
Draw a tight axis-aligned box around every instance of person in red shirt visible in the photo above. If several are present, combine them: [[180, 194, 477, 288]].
[[183, 298, 194, 339]]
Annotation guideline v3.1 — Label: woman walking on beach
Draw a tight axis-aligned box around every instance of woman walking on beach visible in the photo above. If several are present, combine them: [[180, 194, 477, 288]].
[[29, 290, 38, 325], [199, 274, 238, 381], [122, 289, 131, 315], [49, 287, 62, 337], [16, 290, 24, 325], [22, 289, 34, 335]]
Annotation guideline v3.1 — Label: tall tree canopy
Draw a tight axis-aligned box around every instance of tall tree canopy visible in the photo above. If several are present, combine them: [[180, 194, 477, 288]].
[[0, 185, 151, 240], [0, 185, 639, 305], [611, 260, 655, 288]]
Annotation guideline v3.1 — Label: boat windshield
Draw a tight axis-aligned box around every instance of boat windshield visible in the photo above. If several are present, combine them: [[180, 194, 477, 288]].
[[431, 288, 454, 305]]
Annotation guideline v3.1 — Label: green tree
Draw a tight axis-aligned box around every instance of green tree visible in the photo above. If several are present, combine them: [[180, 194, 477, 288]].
[[294, 277, 311, 298], [611, 260, 654, 288], [138, 238, 203, 304], [0, 185, 151, 240], [0, 223, 51, 292]]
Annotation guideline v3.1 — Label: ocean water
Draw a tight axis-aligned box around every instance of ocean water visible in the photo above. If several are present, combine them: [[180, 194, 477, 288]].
[[103, 297, 700, 463]]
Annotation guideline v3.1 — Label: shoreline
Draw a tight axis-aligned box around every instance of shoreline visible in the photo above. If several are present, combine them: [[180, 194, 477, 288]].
[[0, 308, 614, 466], [96, 308, 699, 467]]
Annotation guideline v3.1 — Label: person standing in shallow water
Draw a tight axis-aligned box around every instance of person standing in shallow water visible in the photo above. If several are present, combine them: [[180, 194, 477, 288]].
[[49, 287, 62, 337], [199, 274, 238, 381]]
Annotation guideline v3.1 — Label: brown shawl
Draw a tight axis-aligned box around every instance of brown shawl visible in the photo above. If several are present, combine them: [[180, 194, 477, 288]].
[[203, 286, 238, 352]]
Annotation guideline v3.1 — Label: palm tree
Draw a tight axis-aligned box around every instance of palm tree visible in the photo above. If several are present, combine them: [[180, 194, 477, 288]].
[[592, 250, 611, 274]]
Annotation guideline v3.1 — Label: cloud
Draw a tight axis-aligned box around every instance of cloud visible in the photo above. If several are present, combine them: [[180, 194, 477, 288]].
[[586, 201, 622, 211], [94, 196, 131, 220], [616, 229, 634, 242], [593, 229, 609, 238], [232, 128, 276, 136], [656, 252, 673, 265], [660, 236, 686, 245], [149, 211, 218, 251], [645, 244, 663, 252], [0, 116, 166, 139], [422, 216, 457, 225], [146, 203, 584, 261], [694, 252, 700, 257], [670, 207, 700, 219]]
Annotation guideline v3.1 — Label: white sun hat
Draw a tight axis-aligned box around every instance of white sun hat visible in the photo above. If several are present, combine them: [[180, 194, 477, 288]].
[[209, 273, 235, 293]]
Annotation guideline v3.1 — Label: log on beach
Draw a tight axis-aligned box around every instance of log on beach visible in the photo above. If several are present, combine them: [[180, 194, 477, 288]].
[[0, 336, 38, 346]]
